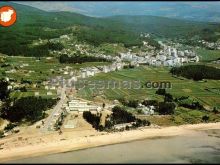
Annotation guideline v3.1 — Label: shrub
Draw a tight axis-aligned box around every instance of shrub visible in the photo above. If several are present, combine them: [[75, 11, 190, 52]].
[[4, 123, 17, 131], [164, 93, 173, 102], [0, 131, 4, 138], [158, 102, 176, 115], [202, 115, 209, 122], [156, 88, 166, 95]]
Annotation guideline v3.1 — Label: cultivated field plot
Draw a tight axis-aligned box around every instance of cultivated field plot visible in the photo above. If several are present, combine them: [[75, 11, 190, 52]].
[[196, 49, 220, 62], [78, 66, 220, 108]]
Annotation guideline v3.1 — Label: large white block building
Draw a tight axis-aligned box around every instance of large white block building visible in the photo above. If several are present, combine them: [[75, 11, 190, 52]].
[[65, 99, 101, 113]]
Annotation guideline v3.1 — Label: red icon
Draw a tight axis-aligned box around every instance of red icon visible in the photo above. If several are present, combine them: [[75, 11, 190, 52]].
[[0, 6, 17, 27]]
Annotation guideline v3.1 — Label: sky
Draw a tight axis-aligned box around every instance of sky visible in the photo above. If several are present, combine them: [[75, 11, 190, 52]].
[[13, 1, 220, 22]]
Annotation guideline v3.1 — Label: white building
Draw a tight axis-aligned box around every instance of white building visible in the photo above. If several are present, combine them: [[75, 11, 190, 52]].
[[64, 71, 69, 75], [60, 35, 70, 40], [81, 72, 86, 78], [103, 66, 110, 73], [7, 85, 13, 90], [47, 91, 53, 96], [164, 60, 174, 67], [113, 122, 135, 130], [69, 76, 77, 82], [50, 86, 56, 90], [65, 99, 100, 113], [156, 55, 166, 62], [137, 104, 155, 115], [34, 92, 39, 96], [155, 61, 162, 66], [5, 77, 9, 82], [86, 70, 95, 77]]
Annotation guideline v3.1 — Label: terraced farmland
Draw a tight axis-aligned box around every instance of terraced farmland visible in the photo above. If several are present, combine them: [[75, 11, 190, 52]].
[[78, 66, 220, 109]]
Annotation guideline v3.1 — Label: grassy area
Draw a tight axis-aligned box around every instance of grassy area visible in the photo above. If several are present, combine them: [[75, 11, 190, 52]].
[[173, 107, 220, 124], [196, 48, 220, 62], [137, 107, 220, 126], [9, 90, 57, 99], [1, 56, 110, 100], [137, 115, 175, 126], [1, 56, 110, 82], [78, 66, 220, 109]]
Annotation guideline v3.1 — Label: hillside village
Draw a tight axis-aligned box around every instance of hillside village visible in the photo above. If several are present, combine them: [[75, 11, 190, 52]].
[[45, 33, 200, 68], [198, 40, 220, 50], [1, 33, 202, 126]]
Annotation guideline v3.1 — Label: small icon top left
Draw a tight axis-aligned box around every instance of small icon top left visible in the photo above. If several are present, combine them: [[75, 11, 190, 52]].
[[0, 6, 17, 27]]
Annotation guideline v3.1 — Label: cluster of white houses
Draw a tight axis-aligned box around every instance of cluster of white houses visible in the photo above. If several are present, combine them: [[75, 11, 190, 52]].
[[137, 103, 155, 115], [198, 40, 220, 50], [78, 62, 126, 79], [119, 41, 199, 67]]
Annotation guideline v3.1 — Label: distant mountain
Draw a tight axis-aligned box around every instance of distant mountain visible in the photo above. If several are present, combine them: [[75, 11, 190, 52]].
[[0, 2, 220, 56], [15, 2, 220, 23], [106, 15, 220, 39]]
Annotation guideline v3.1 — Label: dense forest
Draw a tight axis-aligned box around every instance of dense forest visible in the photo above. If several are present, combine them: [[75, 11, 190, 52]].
[[0, 97, 58, 123], [170, 65, 220, 81]]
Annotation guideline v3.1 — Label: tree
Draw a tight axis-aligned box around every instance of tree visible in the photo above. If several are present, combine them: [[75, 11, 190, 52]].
[[0, 79, 10, 101], [202, 115, 209, 122], [111, 106, 136, 124], [127, 100, 139, 108], [142, 119, 151, 126], [102, 103, 106, 109], [83, 111, 101, 130], [213, 107, 218, 114], [0, 131, 4, 138], [4, 123, 17, 132], [156, 88, 166, 95], [142, 100, 159, 107], [158, 102, 176, 115], [125, 125, 130, 130], [20, 86, 27, 92], [1, 97, 58, 123], [119, 98, 139, 108], [164, 93, 173, 102]]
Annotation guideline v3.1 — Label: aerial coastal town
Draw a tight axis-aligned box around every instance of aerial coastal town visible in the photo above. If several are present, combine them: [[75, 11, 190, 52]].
[[1, 33, 201, 134], [0, 1, 220, 163], [0, 30, 210, 134]]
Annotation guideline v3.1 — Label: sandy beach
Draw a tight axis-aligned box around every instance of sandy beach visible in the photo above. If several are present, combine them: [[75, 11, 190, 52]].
[[0, 122, 220, 162]]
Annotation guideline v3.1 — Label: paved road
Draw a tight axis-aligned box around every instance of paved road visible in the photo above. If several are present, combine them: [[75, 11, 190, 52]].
[[41, 85, 67, 132]]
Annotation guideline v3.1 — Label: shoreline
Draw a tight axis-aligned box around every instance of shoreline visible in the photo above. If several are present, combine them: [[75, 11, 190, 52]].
[[1, 122, 220, 162]]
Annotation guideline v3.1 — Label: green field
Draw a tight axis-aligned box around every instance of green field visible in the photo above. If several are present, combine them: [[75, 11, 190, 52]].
[[77, 66, 220, 109], [196, 48, 220, 62], [138, 106, 220, 126], [1, 56, 110, 82], [9, 89, 57, 99], [0, 56, 110, 99]]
